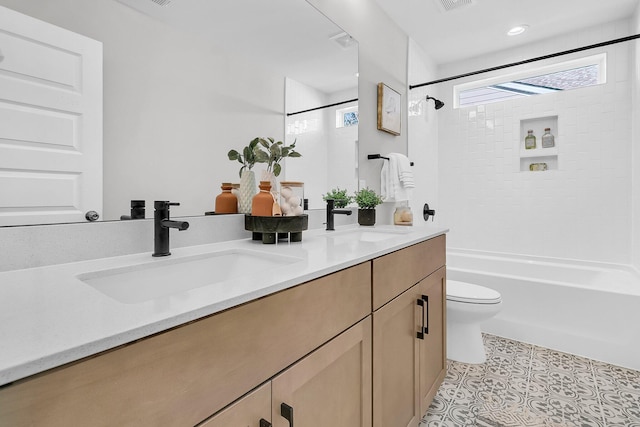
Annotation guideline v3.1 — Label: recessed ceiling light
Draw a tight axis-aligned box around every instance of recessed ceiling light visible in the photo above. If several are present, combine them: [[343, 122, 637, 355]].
[[507, 25, 529, 36]]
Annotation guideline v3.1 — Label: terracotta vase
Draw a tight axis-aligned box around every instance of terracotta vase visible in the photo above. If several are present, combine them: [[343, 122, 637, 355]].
[[215, 183, 238, 214], [238, 170, 257, 214], [358, 208, 376, 226], [252, 181, 274, 217]]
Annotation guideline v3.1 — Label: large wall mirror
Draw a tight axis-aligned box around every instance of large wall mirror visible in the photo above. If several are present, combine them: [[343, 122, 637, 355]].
[[0, 0, 358, 225]]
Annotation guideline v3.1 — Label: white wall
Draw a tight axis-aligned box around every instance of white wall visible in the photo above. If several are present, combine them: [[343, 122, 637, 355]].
[[0, 0, 285, 220], [438, 19, 634, 263], [408, 39, 440, 225], [632, 5, 640, 270]]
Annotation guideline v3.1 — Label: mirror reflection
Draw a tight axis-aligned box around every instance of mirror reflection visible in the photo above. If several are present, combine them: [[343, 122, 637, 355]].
[[0, 0, 358, 226], [284, 77, 358, 210]]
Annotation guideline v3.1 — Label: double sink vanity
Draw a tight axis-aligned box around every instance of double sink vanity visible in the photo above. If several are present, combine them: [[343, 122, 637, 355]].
[[0, 223, 448, 427]]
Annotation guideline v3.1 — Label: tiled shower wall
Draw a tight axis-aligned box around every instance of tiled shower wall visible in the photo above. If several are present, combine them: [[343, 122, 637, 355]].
[[632, 6, 640, 271], [438, 19, 633, 263]]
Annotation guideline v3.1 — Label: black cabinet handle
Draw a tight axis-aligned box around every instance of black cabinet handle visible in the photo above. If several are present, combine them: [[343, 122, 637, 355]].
[[260, 419, 272, 427], [422, 295, 429, 335], [281, 402, 294, 427], [416, 298, 425, 340]]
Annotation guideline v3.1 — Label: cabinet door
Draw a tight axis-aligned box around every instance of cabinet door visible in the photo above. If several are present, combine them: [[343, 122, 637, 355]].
[[418, 267, 447, 415], [201, 382, 271, 427], [272, 317, 372, 427], [372, 285, 421, 427]]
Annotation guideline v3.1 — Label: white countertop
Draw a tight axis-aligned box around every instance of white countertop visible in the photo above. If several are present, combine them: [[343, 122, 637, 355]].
[[0, 223, 447, 386]]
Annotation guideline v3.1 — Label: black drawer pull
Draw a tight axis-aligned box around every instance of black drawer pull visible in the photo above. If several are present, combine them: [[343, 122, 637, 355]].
[[260, 419, 272, 427], [422, 294, 429, 335], [281, 402, 294, 427], [416, 298, 425, 340]]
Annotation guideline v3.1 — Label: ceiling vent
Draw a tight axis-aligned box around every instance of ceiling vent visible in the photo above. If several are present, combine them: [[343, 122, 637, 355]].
[[149, 0, 172, 6], [436, 0, 476, 12]]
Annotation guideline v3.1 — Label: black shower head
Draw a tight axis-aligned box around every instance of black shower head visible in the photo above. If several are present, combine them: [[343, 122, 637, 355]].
[[426, 95, 444, 110]]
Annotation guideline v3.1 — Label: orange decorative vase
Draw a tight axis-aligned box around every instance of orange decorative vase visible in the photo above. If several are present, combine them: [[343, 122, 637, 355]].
[[215, 182, 238, 214], [251, 181, 274, 216]]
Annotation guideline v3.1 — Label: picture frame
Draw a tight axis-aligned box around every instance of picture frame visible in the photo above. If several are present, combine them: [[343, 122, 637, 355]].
[[377, 82, 401, 136]]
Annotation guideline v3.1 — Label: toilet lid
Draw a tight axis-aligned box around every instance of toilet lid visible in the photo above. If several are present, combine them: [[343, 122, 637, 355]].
[[447, 280, 502, 304]]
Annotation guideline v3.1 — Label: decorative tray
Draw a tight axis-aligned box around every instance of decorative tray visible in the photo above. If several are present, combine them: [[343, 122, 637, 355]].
[[244, 214, 309, 244]]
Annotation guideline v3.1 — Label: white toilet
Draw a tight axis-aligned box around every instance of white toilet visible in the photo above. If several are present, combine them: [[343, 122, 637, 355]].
[[446, 280, 502, 364]]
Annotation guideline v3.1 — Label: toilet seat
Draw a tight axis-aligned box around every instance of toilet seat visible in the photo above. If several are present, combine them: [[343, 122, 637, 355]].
[[447, 280, 501, 304]]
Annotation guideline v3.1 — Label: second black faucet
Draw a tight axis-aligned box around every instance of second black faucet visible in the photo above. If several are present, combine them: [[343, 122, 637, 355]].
[[325, 199, 352, 231], [153, 201, 189, 257]]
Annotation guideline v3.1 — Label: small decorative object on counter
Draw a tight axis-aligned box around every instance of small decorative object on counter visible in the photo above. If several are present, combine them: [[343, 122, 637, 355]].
[[230, 183, 240, 199], [228, 138, 259, 214], [244, 214, 308, 244], [238, 170, 257, 214], [541, 127, 555, 148], [280, 181, 304, 216], [215, 183, 238, 214], [354, 187, 383, 226], [529, 162, 548, 171], [393, 202, 413, 226], [525, 130, 536, 150], [254, 137, 302, 198], [252, 181, 275, 216]]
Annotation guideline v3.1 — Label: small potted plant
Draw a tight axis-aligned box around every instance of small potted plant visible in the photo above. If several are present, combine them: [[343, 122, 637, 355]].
[[322, 187, 353, 208], [354, 188, 383, 226], [228, 138, 260, 214]]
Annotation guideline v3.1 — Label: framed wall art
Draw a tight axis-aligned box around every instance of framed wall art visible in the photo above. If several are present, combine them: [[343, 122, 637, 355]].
[[377, 82, 401, 135]]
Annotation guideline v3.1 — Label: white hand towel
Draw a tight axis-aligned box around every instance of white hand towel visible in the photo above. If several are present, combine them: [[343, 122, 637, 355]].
[[381, 153, 414, 202]]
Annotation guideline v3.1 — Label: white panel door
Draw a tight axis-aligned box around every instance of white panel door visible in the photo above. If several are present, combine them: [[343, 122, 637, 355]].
[[0, 5, 102, 226]]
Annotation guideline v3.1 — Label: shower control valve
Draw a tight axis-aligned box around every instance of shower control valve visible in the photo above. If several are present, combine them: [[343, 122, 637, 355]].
[[423, 203, 435, 222]]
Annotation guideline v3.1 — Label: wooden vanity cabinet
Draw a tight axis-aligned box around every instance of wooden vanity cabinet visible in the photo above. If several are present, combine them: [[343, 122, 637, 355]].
[[0, 262, 371, 427], [0, 234, 446, 427], [372, 237, 446, 427]]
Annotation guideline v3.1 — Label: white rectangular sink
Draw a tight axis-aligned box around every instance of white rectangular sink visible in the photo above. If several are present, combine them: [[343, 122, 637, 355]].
[[77, 249, 302, 304]]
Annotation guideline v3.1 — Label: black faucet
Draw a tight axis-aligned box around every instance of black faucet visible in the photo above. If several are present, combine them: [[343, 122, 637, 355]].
[[325, 199, 352, 231], [153, 201, 190, 257]]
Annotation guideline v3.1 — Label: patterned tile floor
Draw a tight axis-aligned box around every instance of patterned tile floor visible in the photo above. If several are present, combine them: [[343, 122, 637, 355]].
[[420, 334, 640, 427]]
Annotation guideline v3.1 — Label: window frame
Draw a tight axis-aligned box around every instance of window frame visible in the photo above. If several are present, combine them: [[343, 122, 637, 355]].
[[453, 53, 607, 109]]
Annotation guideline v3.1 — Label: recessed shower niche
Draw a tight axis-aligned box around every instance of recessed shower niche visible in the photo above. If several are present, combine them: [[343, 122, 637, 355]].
[[519, 115, 558, 171]]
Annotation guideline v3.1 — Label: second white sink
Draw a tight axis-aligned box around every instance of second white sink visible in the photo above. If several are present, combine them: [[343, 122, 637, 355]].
[[78, 249, 302, 304]]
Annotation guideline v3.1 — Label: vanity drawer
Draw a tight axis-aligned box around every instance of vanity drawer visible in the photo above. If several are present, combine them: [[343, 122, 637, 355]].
[[372, 235, 445, 310], [0, 262, 371, 427]]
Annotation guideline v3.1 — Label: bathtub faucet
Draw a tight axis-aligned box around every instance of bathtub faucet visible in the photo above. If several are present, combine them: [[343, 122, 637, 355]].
[[153, 201, 189, 257]]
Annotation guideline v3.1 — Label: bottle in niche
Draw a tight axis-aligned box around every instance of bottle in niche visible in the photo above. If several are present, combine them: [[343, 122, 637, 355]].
[[525, 130, 536, 150], [541, 127, 555, 148]]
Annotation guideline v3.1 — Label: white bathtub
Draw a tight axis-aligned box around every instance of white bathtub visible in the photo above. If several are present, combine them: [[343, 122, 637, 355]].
[[447, 248, 640, 370]]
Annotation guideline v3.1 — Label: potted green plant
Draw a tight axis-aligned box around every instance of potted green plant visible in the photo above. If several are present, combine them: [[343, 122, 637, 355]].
[[322, 187, 353, 208], [228, 138, 261, 214], [253, 137, 301, 178], [354, 188, 383, 226]]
